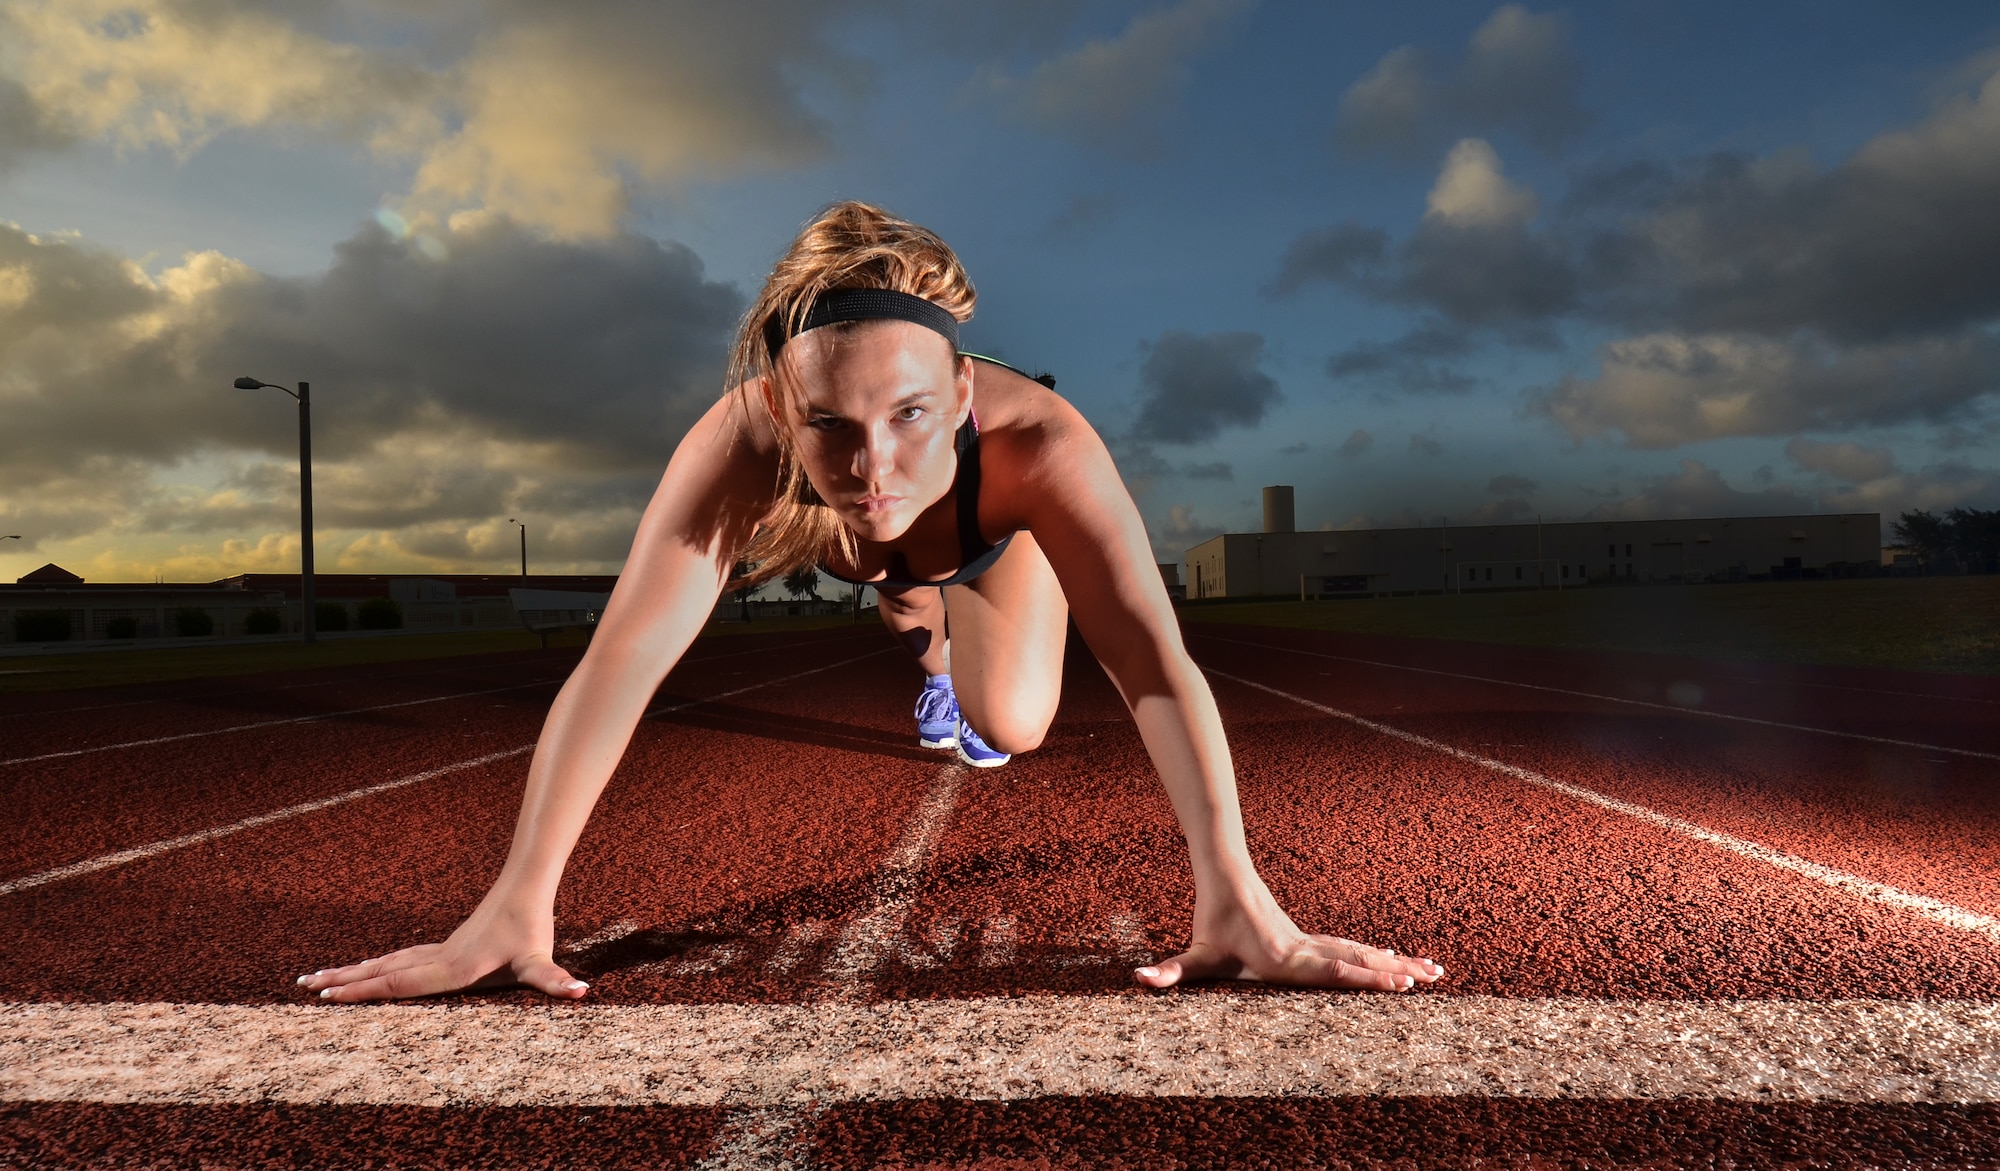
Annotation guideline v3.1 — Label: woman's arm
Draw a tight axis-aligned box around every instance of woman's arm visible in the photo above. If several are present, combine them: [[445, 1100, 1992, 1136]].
[[1006, 397, 1445, 992], [303, 393, 777, 1002]]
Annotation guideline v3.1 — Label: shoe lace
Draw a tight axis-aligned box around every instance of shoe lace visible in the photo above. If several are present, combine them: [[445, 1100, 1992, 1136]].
[[914, 682, 957, 723]]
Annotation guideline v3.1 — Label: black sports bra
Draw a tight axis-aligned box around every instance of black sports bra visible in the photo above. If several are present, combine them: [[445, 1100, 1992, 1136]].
[[820, 413, 1015, 591]]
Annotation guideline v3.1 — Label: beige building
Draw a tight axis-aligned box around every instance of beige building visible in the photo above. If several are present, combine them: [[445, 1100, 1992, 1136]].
[[1185, 491, 1881, 599]]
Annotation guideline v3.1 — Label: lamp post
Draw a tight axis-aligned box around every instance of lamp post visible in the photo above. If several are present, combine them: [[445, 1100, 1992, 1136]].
[[508, 518, 528, 582], [235, 377, 315, 643]]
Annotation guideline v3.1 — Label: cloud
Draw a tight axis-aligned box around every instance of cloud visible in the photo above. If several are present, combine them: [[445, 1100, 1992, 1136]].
[[1784, 437, 1895, 484], [1582, 460, 1810, 520], [1301, 52, 2000, 444], [1283, 140, 1573, 326], [1182, 460, 1234, 480], [973, 0, 1251, 150], [1488, 474, 1538, 495], [1539, 330, 2000, 448], [1425, 138, 1538, 227], [1784, 438, 1996, 516], [1273, 222, 1387, 295], [1336, 5, 1585, 157], [1278, 441, 1310, 455], [0, 215, 741, 575], [1408, 433, 1444, 457], [1131, 329, 1281, 443], [1326, 318, 1480, 393], [0, 0, 866, 237], [1155, 502, 1224, 558], [1336, 428, 1373, 456], [1042, 192, 1120, 241]]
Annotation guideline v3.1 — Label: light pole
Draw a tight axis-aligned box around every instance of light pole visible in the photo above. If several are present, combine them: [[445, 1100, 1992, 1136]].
[[235, 377, 315, 643], [508, 518, 528, 582]]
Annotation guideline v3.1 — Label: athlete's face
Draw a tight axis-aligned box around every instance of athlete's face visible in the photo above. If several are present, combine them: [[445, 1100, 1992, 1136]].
[[774, 320, 972, 544]]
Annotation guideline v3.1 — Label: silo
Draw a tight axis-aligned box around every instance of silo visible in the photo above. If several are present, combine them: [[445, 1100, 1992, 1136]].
[[1262, 485, 1295, 533]]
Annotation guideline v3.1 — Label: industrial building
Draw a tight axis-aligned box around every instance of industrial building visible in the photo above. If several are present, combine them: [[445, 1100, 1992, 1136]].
[[1184, 487, 1882, 599]]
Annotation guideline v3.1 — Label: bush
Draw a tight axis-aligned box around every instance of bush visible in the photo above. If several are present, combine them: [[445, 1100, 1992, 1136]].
[[245, 608, 283, 635], [105, 616, 138, 639], [173, 606, 214, 637], [314, 602, 349, 632], [356, 596, 403, 630], [14, 610, 70, 641]]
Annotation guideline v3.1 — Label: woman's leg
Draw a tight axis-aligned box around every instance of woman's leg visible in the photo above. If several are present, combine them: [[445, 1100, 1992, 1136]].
[[944, 532, 1069, 755], [876, 585, 947, 676]]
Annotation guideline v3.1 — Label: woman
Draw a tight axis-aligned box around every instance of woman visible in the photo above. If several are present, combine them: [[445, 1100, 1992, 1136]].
[[301, 202, 1445, 1001]]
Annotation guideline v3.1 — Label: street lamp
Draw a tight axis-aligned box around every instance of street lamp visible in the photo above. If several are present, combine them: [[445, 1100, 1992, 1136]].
[[235, 376, 316, 644], [508, 518, 528, 582]]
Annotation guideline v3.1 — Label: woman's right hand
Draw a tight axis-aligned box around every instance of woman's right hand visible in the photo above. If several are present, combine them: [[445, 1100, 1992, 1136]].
[[295, 897, 588, 1003]]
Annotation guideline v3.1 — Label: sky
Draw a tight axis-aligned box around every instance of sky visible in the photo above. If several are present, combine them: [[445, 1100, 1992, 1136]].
[[2, 0, 1998, 587]]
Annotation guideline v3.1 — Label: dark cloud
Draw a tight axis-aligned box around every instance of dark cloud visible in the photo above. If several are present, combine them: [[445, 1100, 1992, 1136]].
[[1408, 433, 1445, 457], [1336, 428, 1373, 457], [1296, 52, 2000, 444], [1335, 5, 1585, 158], [1273, 223, 1386, 295], [0, 77, 71, 170], [1042, 192, 1119, 241], [1785, 437, 1895, 484], [1540, 330, 2000, 449], [972, 0, 1252, 152], [1326, 319, 1481, 393], [1488, 474, 1538, 496], [1278, 442, 1310, 455], [1581, 459, 1812, 520], [1154, 502, 1224, 560], [0, 215, 741, 567], [1131, 329, 1280, 444], [1182, 460, 1234, 480]]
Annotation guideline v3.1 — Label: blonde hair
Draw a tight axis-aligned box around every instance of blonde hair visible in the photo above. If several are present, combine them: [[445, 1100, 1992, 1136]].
[[728, 201, 975, 586]]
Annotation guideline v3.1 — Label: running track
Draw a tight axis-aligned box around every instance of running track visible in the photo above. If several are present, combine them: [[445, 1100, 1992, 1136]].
[[3, 622, 1997, 1167]]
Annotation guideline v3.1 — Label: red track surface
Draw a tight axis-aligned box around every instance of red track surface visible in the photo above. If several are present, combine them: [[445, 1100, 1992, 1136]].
[[4, 622, 1997, 1167]]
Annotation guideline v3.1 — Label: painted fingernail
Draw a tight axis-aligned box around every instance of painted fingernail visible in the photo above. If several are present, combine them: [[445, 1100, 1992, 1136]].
[[318, 989, 333, 999], [296, 975, 311, 986], [1386, 949, 1396, 956], [1400, 975, 1415, 989], [1136, 966, 1160, 979], [562, 980, 588, 991]]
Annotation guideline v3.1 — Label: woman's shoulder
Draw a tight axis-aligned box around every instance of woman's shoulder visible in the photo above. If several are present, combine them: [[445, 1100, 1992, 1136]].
[[967, 356, 1090, 437], [966, 357, 1105, 507]]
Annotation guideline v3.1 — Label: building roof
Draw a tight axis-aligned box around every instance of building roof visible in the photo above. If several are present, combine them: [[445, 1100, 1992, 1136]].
[[16, 563, 83, 585]]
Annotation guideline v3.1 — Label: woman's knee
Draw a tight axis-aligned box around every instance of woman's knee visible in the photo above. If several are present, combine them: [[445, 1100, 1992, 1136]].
[[959, 688, 1058, 755]]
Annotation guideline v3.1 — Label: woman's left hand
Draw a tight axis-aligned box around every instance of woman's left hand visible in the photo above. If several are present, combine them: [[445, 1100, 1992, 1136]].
[[1133, 876, 1445, 992]]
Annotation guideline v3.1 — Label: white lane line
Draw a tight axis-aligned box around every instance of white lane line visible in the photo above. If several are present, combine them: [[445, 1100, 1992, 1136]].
[[0, 649, 894, 898], [0, 631, 859, 722], [0, 676, 370, 721], [822, 762, 968, 996], [6, 995, 1996, 1106], [1206, 668, 2000, 945], [0, 747, 532, 897], [0, 678, 568, 767], [1195, 634, 2000, 763], [1, 634, 884, 761]]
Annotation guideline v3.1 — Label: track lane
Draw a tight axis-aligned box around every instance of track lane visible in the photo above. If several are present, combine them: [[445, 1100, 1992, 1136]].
[[1190, 630, 2000, 923], [10, 623, 2000, 1165], [0, 634, 880, 881], [1191, 625, 2000, 759]]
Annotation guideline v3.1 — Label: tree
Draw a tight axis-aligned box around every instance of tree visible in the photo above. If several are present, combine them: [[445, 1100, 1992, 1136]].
[[729, 560, 759, 622], [1892, 507, 2000, 572], [782, 565, 821, 601]]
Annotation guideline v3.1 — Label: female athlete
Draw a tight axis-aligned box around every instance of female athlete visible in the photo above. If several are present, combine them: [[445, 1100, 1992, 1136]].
[[301, 202, 1445, 1001]]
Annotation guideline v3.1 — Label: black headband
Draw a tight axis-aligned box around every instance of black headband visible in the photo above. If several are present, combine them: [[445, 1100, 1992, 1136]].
[[763, 288, 960, 358]]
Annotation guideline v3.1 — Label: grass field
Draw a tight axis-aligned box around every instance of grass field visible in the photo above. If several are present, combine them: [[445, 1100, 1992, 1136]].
[[1187, 575, 2000, 676], [0, 614, 876, 695]]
